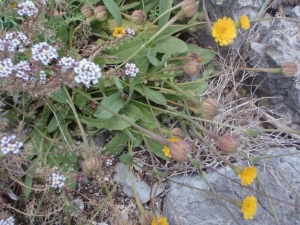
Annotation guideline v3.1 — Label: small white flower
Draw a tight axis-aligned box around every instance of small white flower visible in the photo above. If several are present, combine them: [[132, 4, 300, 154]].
[[31, 42, 58, 65], [73, 59, 102, 88], [0, 135, 23, 155], [125, 27, 135, 37], [50, 173, 66, 188], [0, 58, 14, 78], [14, 61, 31, 81], [17, 0, 38, 17], [0, 216, 15, 225], [58, 56, 76, 68], [124, 63, 139, 77]]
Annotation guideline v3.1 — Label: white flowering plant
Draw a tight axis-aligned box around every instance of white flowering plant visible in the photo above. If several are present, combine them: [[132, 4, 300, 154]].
[[1, 0, 298, 224]]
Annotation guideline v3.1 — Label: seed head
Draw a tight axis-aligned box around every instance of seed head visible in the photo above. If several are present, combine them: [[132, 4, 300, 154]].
[[131, 10, 147, 25], [201, 98, 219, 119], [281, 62, 298, 77], [169, 140, 191, 162], [184, 60, 200, 76]]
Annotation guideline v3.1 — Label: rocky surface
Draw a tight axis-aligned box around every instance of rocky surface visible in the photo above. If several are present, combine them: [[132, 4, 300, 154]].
[[113, 162, 163, 204], [163, 147, 300, 225]]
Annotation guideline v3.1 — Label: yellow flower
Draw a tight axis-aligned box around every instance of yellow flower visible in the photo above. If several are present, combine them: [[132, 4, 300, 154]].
[[238, 166, 257, 186], [241, 196, 257, 220], [239, 15, 250, 30], [162, 138, 179, 158], [212, 17, 237, 46], [152, 216, 169, 225], [112, 27, 126, 37]]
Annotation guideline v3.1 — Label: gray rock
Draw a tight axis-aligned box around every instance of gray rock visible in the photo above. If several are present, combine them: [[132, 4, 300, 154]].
[[292, 6, 300, 19], [163, 147, 300, 225], [113, 162, 163, 204]]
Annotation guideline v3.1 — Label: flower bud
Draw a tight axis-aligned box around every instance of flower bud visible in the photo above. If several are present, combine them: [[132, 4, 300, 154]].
[[81, 5, 94, 18], [184, 60, 200, 75], [131, 10, 147, 25], [201, 98, 219, 119], [281, 62, 298, 77], [82, 157, 102, 176], [218, 135, 238, 153], [94, 6, 109, 22], [139, 211, 153, 225], [181, 0, 198, 18], [170, 128, 183, 139], [169, 140, 191, 162], [187, 52, 199, 61]]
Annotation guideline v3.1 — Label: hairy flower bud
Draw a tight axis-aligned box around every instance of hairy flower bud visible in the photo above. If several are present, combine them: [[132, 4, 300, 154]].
[[171, 128, 183, 139], [131, 10, 147, 25], [184, 60, 200, 76], [94, 6, 109, 21], [169, 140, 191, 162], [81, 5, 93, 18], [187, 52, 199, 61], [281, 62, 298, 77], [82, 157, 102, 176], [218, 135, 238, 153], [140, 211, 153, 225], [201, 98, 220, 119], [181, 0, 198, 18]]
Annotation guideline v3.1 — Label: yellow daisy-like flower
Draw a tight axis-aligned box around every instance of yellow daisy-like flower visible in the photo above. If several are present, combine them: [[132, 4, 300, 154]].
[[162, 138, 179, 157], [152, 216, 169, 225], [239, 15, 250, 30], [241, 196, 257, 220], [238, 166, 257, 186], [212, 17, 237, 46], [112, 26, 126, 37]]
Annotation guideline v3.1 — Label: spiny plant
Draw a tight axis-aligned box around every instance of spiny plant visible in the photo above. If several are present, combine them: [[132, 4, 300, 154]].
[[0, 0, 299, 224]]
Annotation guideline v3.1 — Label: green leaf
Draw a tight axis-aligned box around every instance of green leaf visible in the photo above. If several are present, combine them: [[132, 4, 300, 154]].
[[120, 154, 134, 165], [102, 131, 129, 156], [113, 76, 123, 91], [94, 92, 124, 119], [203, 64, 215, 78], [148, 48, 160, 66], [98, 78, 106, 92], [24, 175, 32, 198], [50, 87, 68, 104], [94, 38, 142, 64], [119, 103, 142, 121], [103, 0, 122, 26], [154, 36, 188, 54], [182, 80, 208, 95], [132, 47, 150, 73], [158, 0, 173, 30], [144, 136, 168, 160], [82, 115, 135, 131], [75, 92, 90, 107], [135, 84, 167, 105]]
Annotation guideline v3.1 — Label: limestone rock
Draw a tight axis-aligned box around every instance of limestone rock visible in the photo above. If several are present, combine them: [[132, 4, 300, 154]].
[[113, 162, 163, 204], [163, 147, 300, 225]]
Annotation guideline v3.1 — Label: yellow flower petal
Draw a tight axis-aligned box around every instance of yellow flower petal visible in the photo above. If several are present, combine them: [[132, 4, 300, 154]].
[[163, 138, 180, 158], [240, 15, 250, 30], [238, 166, 257, 186], [163, 146, 170, 157], [212, 17, 237, 46], [112, 27, 126, 37], [241, 196, 257, 220], [152, 216, 169, 225]]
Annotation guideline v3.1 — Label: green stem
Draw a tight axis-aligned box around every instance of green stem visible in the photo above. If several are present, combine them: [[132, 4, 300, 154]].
[[235, 67, 282, 74], [156, 79, 202, 106], [63, 86, 91, 158]]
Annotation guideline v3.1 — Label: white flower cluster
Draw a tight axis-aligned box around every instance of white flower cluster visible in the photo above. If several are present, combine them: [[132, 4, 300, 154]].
[[58, 56, 76, 69], [125, 27, 135, 38], [39, 70, 47, 84], [50, 173, 66, 188], [0, 58, 14, 78], [105, 158, 113, 167], [74, 58, 101, 88], [0, 135, 23, 155], [0, 216, 15, 225], [0, 32, 30, 53], [125, 63, 139, 77], [15, 61, 31, 81], [31, 42, 58, 65], [17, 0, 38, 17]]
